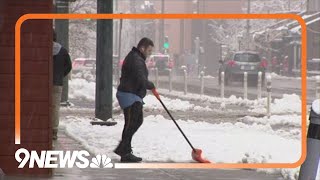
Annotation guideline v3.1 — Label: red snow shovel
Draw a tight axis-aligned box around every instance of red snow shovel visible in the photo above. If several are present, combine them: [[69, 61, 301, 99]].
[[152, 88, 211, 163]]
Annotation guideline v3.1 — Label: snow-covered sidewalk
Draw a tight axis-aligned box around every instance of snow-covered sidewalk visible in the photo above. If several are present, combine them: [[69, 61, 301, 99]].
[[60, 114, 304, 179]]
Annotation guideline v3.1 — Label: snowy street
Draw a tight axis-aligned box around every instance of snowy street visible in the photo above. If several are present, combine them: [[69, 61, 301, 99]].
[[153, 73, 317, 104]]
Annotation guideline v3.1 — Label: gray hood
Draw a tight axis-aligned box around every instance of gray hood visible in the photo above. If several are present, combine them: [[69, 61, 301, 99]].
[[53, 42, 62, 56]]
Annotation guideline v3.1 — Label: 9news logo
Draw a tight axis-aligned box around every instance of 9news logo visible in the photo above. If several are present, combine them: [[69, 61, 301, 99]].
[[15, 148, 113, 168]]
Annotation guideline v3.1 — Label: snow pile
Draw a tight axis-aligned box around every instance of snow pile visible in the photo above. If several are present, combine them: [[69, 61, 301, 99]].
[[242, 115, 301, 127], [224, 95, 266, 107], [143, 95, 193, 111], [204, 75, 215, 79], [69, 78, 96, 101], [158, 89, 266, 108], [241, 115, 302, 141], [143, 95, 212, 112], [69, 78, 119, 108], [72, 71, 96, 82], [270, 73, 293, 80], [272, 94, 301, 113], [193, 105, 212, 112], [250, 94, 301, 114]]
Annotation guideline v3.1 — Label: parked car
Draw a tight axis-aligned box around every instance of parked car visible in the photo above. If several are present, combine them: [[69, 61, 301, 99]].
[[218, 51, 267, 86], [72, 58, 96, 75], [146, 54, 174, 74]]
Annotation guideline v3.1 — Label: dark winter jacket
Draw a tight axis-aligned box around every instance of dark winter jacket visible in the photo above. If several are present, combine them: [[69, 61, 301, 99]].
[[53, 42, 72, 86], [117, 47, 155, 99]]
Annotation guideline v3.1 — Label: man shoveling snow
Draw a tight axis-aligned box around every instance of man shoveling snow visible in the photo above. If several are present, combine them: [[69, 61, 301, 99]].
[[114, 38, 155, 163]]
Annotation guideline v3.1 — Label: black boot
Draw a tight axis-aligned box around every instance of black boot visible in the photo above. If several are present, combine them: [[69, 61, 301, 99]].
[[114, 142, 130, 156], [121, 153, 142, 163], [113, 145, 124, 156]]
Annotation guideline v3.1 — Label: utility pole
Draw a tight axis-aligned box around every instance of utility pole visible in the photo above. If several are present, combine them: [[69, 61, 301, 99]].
[[95, 0, 113, 121], [55, 0, 70, 105], [134, 0, 137, 43], [159, 0, 165, 52], [114, 0, 118, 55], [201, 0, 206, 75], [180, 19, 185, 53], [246, 0, 251, 50], [116, 18, 123, 85], [194, 37, 200, 76], [266, 29, 272, 73]]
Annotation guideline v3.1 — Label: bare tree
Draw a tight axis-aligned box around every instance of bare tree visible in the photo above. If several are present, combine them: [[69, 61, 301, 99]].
[[208, 20, 245, 50], [208, 0, 306, 51], [68, 0, 97, 58]]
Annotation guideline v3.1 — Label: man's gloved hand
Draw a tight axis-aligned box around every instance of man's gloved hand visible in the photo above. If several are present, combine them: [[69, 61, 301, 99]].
[[152, 88, 160, 100], [147, 81, 155, 90]]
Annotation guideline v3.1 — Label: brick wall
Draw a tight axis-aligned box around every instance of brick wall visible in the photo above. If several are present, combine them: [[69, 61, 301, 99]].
[[0, 0, 52, 176]]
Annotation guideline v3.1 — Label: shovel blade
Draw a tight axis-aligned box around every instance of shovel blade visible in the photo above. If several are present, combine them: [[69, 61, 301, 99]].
[[192, 149, 211, 163]]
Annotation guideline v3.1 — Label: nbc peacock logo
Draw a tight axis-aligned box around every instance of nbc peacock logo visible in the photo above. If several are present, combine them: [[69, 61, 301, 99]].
[[90, 154, 113, 168]]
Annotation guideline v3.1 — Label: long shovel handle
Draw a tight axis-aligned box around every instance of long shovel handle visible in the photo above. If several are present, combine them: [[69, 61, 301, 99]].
[[152, 88, 196, 152]]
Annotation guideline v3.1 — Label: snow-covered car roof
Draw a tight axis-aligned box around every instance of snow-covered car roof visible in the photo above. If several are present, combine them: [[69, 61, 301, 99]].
[[74, 58, 96, 61], [150, 54, 170, 58], [308, 58, 320, 62]]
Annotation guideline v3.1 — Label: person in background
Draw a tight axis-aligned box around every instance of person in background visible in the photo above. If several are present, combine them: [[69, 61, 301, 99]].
[[52, 30, 72, 140]]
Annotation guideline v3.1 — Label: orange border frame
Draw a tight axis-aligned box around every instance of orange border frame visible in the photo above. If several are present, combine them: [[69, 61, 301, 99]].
[[15, 14, 307, 169]]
